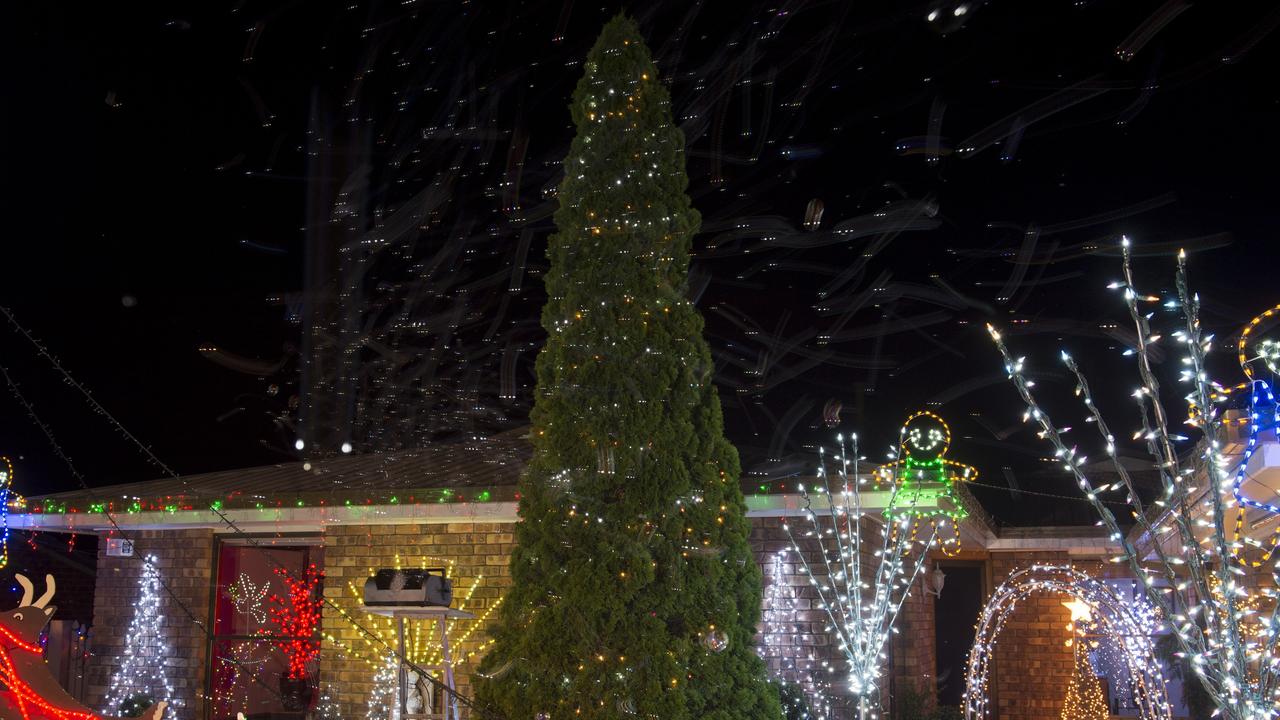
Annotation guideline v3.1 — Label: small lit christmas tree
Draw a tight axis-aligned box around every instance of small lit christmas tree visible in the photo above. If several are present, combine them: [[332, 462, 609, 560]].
[[1061, 644, 1108, 720], [314, 683, 344, 720], [365, 653, 399, 720], [102, 555, 179, 719]]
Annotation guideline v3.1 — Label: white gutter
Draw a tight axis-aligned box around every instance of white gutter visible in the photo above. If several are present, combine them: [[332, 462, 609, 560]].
[[11, 491, 906, 533]]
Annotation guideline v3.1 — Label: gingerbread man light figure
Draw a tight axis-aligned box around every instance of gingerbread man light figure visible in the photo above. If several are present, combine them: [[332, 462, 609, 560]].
[[880, 410, 976, 554]]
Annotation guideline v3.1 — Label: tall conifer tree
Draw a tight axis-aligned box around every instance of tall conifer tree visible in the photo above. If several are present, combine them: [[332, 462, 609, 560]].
[[477, 14, 779, 720]]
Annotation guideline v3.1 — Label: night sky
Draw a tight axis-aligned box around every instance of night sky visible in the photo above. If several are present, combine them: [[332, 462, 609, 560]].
[[4, 1, 1280, 527]]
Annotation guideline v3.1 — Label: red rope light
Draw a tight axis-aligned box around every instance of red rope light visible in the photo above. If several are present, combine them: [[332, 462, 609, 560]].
[[0, 625, 42, 655], [0, 642, 99, 720]]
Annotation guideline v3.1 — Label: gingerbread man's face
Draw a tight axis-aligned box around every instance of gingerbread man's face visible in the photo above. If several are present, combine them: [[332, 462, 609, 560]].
[[902, 413, 949, 461]]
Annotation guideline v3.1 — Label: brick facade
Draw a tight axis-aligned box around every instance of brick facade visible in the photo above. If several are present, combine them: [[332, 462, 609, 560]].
[[87, 529, 215, 720], [4, 531, 98, 625], [984, 553, 1123, 720], [894, 571, 937, 711], [319, 522, 514, 720], [70, 521, 1140, 720]]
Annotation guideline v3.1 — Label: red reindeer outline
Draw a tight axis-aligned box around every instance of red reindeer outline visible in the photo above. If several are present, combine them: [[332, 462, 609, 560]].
[[0, 574, 166, 720]]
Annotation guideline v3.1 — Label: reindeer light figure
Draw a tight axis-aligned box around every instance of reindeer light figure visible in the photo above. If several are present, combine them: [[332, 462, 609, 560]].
[[0, 574, 167, 720]]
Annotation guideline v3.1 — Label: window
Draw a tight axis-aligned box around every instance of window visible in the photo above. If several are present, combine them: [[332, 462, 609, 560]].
[[211, 539, 324, 720]]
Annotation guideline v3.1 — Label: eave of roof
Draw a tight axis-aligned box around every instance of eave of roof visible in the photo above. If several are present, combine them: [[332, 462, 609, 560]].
[[24, 430, 533, 517]]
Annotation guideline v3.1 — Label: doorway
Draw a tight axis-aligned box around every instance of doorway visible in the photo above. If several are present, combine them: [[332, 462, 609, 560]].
[[934, 562, 984, 707]]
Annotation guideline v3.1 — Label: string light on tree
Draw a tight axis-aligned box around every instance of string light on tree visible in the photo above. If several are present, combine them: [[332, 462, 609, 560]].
[[314, 683, 344, 720], [101, 555, 180, 720], [778, 682, 820, 720], [988, 239, 1280, 720], [784, 431, 941, 720], [365, 653, 399, 720], [266, 564, 324, 683], [760, 550, 833, 720], [474, 13, 779, 720]]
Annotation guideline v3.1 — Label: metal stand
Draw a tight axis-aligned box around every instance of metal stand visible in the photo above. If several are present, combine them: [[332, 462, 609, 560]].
[[365, 607, 476, 720]]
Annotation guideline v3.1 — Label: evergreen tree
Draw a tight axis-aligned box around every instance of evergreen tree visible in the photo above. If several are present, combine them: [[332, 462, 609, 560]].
[[477, 14, 780, 720]]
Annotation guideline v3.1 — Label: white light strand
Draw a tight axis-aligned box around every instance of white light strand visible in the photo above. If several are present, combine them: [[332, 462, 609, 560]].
[[226, 572, 269, 625], [101, 554, 181, 720], [761, 550, 834, 719], [961, 565, 1170, 720], [365, 652, 400, 720], [783, 434, 938, 720], [315, 683, 344, 720], [987, 240, 1280, 720]]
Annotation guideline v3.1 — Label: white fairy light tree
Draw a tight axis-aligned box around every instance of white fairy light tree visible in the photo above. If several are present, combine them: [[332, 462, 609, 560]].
[[761, 550, 835, 719], [102, 555, 180, 719], [365, 653, 399, 720], [988, 239, 1280, 720], [783, 433, 939, 720]]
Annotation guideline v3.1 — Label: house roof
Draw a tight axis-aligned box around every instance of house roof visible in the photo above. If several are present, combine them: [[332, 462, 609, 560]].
[[18, 429, 1020, 547], [26, 429, 533, 516]]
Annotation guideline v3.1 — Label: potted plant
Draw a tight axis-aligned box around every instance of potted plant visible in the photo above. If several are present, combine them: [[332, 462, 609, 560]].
[[119, 693, 155, 718]]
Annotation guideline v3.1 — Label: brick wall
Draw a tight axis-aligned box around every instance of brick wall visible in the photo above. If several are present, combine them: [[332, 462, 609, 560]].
[[319, 522, 514, 720], [4, 531, 98, 625], [87, 529, 215, 720], [894, 563, 937, 713], [73, 521, 1140, 720], [985, 553, 1120, 720]]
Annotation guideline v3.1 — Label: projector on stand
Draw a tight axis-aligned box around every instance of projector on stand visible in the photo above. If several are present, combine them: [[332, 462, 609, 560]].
[[362, 568, 453, 607]]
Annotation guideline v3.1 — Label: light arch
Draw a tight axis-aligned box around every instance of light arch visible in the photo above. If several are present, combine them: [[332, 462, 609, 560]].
[[962, 564, 1171, 720]]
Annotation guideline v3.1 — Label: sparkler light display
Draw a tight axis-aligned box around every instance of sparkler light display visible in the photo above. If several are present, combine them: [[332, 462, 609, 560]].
[[783, 432, 940, 720], [961, 564, 1169, 720], [988, 239, 1280, 720]]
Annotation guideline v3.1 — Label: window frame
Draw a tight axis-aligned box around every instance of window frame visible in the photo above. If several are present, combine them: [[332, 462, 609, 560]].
[[206, 532, 325, 720]]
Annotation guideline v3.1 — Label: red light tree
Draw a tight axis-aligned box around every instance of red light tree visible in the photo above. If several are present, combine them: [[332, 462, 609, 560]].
[[266, 564, 324, 681]]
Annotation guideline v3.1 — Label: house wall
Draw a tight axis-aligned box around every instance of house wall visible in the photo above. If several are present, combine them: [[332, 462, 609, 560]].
[[894, 571, 937, 710], [75, 521, 1139, 720], [4, 531, 98, 625], [87, 529, 215, 720], [319, 522, 514, 720], [985, 552, 1123, 720]]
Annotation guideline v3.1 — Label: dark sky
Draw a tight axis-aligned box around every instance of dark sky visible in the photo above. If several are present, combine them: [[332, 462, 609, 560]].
[[4, 1, 1279, 527]]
